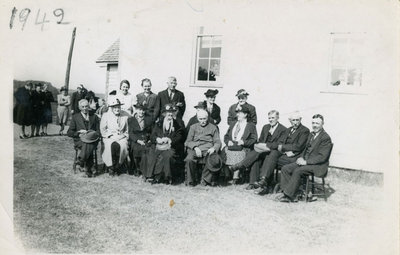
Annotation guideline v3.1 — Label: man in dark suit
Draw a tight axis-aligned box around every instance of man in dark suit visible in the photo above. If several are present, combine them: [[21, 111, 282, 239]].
[[255, 111, 310, 195], [70, 84, 87, 114], [229, 110, 286, 189], [154, 76, 186, 120], [278, 114, 333, 202], [67, 99, 100, 177]]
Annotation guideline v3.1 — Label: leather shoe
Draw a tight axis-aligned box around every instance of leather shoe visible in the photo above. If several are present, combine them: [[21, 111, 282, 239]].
[[278, 194, 298, 203], [245, 184, 257, 190], [255, 187, 269, 196]]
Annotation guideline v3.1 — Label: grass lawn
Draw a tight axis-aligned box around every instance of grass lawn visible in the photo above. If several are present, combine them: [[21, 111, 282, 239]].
[[13, 124, 388, 254]]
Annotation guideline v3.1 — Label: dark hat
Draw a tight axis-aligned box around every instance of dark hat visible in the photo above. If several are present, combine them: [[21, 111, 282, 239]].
[[60, 86, 67, 92], [162, 104, 177, 113], [205, 153, 223, 172], [194, 101, 207, 109], [235, 104, 250, 114], [204, 89, 219, 97], [80, 130, 99, 143], [108, 90, 117, 95], [133, 103, 147, 110], [235, 89, 249, 97], [35, 83, 43, 87]]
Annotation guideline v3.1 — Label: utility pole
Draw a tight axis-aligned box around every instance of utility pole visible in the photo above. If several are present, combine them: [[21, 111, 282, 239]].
[[64, 27, 76, 93]]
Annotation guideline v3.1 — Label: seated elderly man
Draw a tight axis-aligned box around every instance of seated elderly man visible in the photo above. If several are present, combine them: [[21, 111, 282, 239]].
[[185, 109, 222, 186], [278, 114, 333, 202], [67, 99, 100, 177], [100, 97, 130, 176]]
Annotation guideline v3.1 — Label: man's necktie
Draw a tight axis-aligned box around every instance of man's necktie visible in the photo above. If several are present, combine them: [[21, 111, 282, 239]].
[[169, 91, 174, 100]]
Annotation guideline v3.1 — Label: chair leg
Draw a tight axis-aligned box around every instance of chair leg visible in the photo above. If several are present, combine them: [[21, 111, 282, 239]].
[[311, 174, 315, 194], [94, 149, 98, 173], [305, 176, 310, 202], [73, 149, 78, 174], [322, 178, 327, 202]]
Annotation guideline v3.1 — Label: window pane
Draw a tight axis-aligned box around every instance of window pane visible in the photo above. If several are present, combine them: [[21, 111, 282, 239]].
[[199, 37, 211, 58], [332, 38, 348, 66], [198, 59, 209, 81], [347, 68, 362, 86], [211, 47, 221, 58], [331, 68, 346, 86], [209, 59, 220, 81]]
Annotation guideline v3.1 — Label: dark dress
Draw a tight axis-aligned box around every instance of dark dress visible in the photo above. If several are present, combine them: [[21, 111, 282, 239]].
[[42, 90, 54, 124], [13, 87, 33, 126], [31, 90, 44, 125], [144, 118, 185, 181]]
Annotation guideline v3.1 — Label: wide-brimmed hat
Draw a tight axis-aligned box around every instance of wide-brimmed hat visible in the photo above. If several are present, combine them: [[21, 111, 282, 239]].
[[236, 89, 249, 97], [133, 103, 147, 110], [80, 130, 99, 143], [156, 142, 171, 151], [254, 143, 270, 153], [108, 97, 124, 107], [194, 101, 207, 109], [204, 89, 219, 97], [205, 153, 223, 172], [77, 84, 84, 90], [162, 104, 177, 113], [60, 86, 67, 92], [235, 105, 250, 114]]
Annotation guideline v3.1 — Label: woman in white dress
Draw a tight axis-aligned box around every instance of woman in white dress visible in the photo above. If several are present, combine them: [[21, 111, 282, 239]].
[[116, 80, 134, 115], [57, 86, 71, 135], [100, 97, 130, 176]]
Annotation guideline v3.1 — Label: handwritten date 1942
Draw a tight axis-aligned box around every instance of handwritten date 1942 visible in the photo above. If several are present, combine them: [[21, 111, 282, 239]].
[[9, 7, 70, 31]]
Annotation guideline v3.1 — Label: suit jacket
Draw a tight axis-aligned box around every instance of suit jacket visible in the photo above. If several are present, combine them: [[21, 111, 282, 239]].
[[227, 102, 257, 126], [258, 123, 287, 150], [128, 115, 153, 144], [205, 101, 221, 125], [279, 123, 310, 156], [224, 121, 257, 149], [302, 129, 333, 176], [136, 92, 158, 119], [154, 89, 186, 119], [70, 91, 86, 113], [151, 118, 185, 151], [67, 113, 100, 146]]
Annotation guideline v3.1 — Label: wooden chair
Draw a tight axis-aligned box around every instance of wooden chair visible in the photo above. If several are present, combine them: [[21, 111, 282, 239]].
[[304, 143, 334, 202], [72, 145, 99, 174]]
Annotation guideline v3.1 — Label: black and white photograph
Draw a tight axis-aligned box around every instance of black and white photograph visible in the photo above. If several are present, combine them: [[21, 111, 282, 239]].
[[1, 0, 399, 254]]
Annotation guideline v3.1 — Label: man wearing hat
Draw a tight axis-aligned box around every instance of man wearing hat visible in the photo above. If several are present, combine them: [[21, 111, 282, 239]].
[[71, 84, 87, 114], [154, 76, 186, 120], [185, 109, 222, 186], [185, 101, 217, 131], [67, 99, 100, 177], [227, 89, 257, 126], [100, 97, 130, 176], [128, 103, 154, 176], [204, 89, 221, 125]]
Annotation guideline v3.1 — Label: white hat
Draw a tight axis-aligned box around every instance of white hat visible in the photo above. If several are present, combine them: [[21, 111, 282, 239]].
[[108, 96, 124, 107]]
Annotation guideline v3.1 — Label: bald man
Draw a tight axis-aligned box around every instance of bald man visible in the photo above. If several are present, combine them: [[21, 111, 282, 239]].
[[185, 109, 221, 186], [255, 111, 310, 195]]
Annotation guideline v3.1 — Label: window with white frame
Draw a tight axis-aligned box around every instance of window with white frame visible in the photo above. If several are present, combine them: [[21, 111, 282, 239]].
[[192, 34, 223, 87], [326, 33, 365, 94]]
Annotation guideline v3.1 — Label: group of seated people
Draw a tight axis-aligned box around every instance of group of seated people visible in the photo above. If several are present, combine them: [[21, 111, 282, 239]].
[[67, 76, 333, 202]]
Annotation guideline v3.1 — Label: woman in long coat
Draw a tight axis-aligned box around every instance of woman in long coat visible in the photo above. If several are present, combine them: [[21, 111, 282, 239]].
[[128, 103, 153, 176], [223, 105, 257, 184], [14, 82, 33, 139], [30, 83, 44, 137], [144, 104, 185, 184], [40, 84, 55, 136], [100, 97, 130, 175]]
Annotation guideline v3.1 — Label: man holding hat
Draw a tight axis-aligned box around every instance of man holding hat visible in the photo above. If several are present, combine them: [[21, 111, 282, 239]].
[[67, 99, 100, 177], [71, 84, 87, 115], [185, 109, 222, 186], [100, 97, 130, 176], [227, 89, 257, 126], [204, 89, 221, 125]]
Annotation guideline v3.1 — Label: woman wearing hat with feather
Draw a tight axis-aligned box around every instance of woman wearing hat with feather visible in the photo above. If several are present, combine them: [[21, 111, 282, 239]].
[[223, 105, 258, 184], [144, 104, 185, 184], [100, 97, 130, 176], [204, 89, 221, 125], [227, 89, 257, 126]]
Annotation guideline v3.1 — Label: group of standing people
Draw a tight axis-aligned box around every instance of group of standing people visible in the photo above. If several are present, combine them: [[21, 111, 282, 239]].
[[65, 76, 333, 202], [14, 82, 54, 138]]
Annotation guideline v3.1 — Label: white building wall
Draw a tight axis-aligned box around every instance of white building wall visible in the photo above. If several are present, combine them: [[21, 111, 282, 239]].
[[117, 0, 398, 173]]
